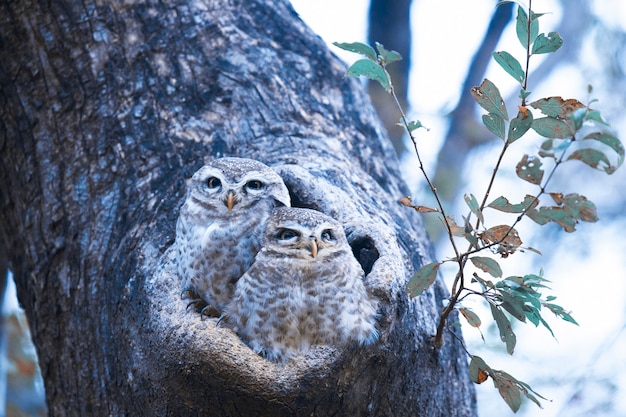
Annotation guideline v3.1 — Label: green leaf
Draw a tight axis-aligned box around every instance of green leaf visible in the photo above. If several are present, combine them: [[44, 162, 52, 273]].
[[530, 96, 586, 119], [523, 272, 551, 286], [525, 194, 597, 233], [470, 355, 547, 411], [406, 120, 425, 132], [488, 194, 539, 213], [469, 355, 491, 384], [546, 303, 579, 325], [524, 306, 543, 327], [482, 113, 506, 140], [519, 88, 532, 100], [493, 51, 525, 84], [583, 131, 625, 170], [345, 59, 390, 91], [516, 154, 544, 185], [584, 110, 609, 126], [567, 149, 613, 173], [517, 379, 549, 408], [527, 206, 577, 232], [540, 137, 572, 159], [472, 273, 495, 292], [568, 108, 587, 130], [490, 303, 516, 355], [507, 109, 534, 143], [493, 370, 523, 412], [471, 79, 509, 121], [459, 308, 482, 328], [516, 7, 531, 49], [470, 256, 502, 278], [464, 193, 484, 224], [515, 6, 540, 49], [499, 292, 527, 322], [538, 314, 556, 337], [530, 97, 565, 118], [532, 117, 575, 139], [332, 42, 377, 61], [406, 262, 441, 298], [532, 32, 563, 54], [561, 193, 598, 223], [375, 42, 402, 64]]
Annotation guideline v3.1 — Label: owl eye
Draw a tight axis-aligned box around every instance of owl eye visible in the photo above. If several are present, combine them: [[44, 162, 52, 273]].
[[206, 177, 222, 189], [277, 229, 298, 240], [321, 229, 334, 241], [245, 180, 264, 190]]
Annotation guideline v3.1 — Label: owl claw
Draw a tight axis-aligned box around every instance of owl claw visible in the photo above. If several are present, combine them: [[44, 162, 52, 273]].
[[181, 287, 199, 300], [200, 304, 221, 319], [186, 299, 205, 311]]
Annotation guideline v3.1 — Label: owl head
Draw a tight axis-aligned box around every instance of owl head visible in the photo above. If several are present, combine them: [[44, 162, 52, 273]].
[[188, 158, 290, 216], [263, 207, 350, 261]]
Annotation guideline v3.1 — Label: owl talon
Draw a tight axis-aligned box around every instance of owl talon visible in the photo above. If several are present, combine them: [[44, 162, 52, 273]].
[[200, 304, 221, 319], [181, 287, 201, 300], [184, 298, 220, 319], [186, 299, 205, 311]]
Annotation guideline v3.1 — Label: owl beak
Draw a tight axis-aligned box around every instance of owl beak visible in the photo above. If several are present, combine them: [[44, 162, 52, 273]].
[[310, 239, 318, 258], [226, 191, 236, 212]]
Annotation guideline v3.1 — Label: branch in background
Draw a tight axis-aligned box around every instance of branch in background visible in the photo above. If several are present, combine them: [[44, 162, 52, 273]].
[[432, 1, 514, 206], [367, 0, 412, 155], [433, 0, 592, 210], [506, 0, 590, 105]]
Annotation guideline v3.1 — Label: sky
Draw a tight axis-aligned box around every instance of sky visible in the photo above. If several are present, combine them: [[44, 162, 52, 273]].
[[291, 1, 626, 416]]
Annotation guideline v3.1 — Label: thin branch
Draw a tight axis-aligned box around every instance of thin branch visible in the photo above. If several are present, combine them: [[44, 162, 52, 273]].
[[387, 65, 463, 263]]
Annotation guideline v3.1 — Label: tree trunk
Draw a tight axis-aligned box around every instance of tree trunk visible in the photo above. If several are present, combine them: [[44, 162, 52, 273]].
[[367, 0, 413, 155], [0, 0, 476, 415]]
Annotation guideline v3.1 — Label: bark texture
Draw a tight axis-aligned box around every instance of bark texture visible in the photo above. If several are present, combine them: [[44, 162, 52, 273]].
[[0, 0, 476, 415]]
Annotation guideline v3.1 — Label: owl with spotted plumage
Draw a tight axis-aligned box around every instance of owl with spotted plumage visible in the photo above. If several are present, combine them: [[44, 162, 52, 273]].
[[222, 207, 379, 361], [175, 157, 290, 316]]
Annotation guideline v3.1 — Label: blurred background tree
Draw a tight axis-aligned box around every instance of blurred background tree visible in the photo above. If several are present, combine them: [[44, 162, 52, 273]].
[[4, 0, 626, 415]]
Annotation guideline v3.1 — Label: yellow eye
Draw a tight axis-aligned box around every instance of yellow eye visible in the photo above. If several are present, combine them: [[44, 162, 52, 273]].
[[277, 229, 298, 240], [207, 177, 221, 189], [245, 180, 264, 190]]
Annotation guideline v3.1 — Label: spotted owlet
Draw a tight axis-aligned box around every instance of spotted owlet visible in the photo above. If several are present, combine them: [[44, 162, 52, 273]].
[[175, 157, 291, 316], [222, 207, 379, 361]]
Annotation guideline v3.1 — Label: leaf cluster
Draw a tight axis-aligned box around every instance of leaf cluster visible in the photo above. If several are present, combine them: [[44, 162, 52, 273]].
[[469, 355, 547, 413], [335, 0, 623, 413]]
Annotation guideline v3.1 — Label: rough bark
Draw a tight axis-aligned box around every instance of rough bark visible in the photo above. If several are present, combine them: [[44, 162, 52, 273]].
[[0, 0, 476, 415]]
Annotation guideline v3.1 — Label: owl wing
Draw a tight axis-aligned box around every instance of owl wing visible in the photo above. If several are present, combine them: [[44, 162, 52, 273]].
[[224, 257, 303, 361], [305, 258, 379, 346]]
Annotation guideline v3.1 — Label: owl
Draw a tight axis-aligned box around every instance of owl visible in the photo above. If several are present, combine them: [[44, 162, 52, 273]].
[[175, 157, 291, 316], [222, 207, 379, 361]]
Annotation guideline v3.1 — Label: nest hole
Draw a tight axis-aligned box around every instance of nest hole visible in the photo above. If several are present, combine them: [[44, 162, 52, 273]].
[[349, 236, 379, 275]]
